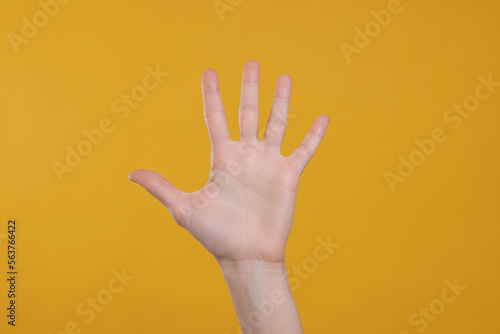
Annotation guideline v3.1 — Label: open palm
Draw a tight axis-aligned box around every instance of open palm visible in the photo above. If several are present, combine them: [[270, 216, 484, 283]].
[[129, 60, 329, 264]]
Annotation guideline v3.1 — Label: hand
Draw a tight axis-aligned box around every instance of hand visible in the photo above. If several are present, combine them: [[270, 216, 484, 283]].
[[129, 60, 329, 265]]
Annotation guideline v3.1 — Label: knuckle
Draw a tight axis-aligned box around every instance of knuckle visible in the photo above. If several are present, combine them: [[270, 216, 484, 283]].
[[267, 115, 287, 131], [298, 143, 313, 158], [204, 108, 225, 119], [239, 103, 260, 112]]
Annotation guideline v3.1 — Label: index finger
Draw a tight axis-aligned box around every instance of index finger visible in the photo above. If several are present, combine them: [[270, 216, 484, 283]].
[[202, 68, 231, 145]]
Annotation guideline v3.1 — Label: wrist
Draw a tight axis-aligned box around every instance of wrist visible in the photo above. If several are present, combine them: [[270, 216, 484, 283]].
[[217, 259, 302, 334], [217, 258, 291, 310], [217, 259, 289, 289], [217, 258, 286, 276]]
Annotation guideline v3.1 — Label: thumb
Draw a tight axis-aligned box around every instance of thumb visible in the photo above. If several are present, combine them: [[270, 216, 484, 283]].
[[129, 169, 192, 226]]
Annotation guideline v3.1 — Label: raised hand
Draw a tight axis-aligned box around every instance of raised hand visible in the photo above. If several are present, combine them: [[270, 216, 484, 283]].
[[129, 60, 329, 334], [129, 60, 328, 264]]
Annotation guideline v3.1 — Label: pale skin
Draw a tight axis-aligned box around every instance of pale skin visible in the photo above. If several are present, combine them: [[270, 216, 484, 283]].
[[129, 60, 329, 333]]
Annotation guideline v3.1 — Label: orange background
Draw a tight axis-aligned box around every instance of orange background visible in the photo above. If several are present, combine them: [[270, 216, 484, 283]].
[[1, 0, 499, 333]]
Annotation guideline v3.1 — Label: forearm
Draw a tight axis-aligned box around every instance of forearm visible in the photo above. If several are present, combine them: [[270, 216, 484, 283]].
[[218, 259, 303, 334]]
